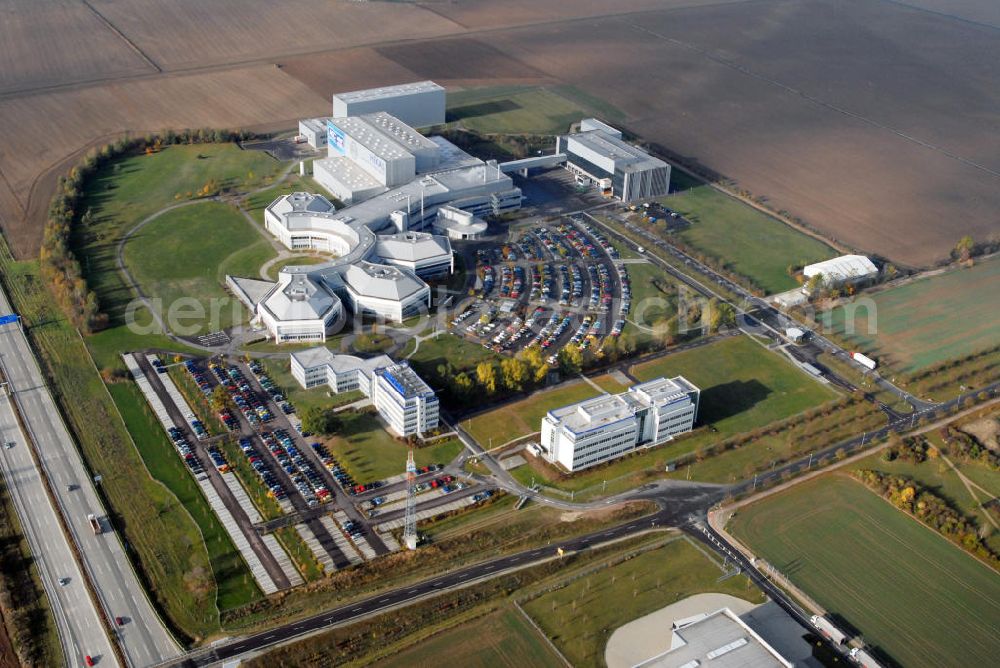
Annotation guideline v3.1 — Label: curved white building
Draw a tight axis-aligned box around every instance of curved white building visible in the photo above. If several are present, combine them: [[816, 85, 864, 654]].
[[228, 103, 521, 342]]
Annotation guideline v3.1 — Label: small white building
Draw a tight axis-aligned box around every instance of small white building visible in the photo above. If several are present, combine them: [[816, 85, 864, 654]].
[[432, 204, 488, 240], [298, 118, 331, 149], [540, 376, 699, 472], [803, 255, 878, 288], [290, 348, 439, 436]]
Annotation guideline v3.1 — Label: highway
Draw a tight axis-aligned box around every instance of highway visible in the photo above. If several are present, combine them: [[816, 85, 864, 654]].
[[0, 394, 112, 666], [0, 287, 180, 667]]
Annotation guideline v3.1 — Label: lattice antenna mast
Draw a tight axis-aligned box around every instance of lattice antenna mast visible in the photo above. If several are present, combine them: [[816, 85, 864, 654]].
[[403, 446, 418, 550]]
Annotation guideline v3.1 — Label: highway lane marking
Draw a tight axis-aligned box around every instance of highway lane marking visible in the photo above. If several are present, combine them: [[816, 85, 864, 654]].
[[378, 598, 389, 603], [408, 589, 418, 594], [353, 607, 362, 612]]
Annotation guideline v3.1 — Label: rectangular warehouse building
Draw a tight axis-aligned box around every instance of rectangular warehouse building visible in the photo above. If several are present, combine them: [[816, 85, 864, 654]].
[[540, 376, 699, 472], [332, 81, 446, 129], [557, 119, 671, 203]]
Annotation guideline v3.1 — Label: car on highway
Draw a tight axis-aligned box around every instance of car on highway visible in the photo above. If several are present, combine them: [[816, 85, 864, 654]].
[[3, 441, 13, 449], [85, 655, 95, 667], [58, 577, 69, 586], [115, 616, 125, 626]]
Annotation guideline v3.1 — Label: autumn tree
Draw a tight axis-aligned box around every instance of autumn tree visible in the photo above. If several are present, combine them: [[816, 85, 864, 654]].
[[558, 343, 584, 375], [476, 361, 499, 394], [500, 358, 529, 392], [210, 385, 233, 412], [955, 235, 974, 262]]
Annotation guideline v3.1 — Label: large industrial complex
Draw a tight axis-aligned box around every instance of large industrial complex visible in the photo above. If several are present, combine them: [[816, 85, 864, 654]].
[[540, 376, 700, 472], [231, 81, 523, 340], [291, 347, 439, 437]]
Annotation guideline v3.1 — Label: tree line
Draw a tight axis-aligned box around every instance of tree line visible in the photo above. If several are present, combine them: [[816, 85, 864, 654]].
[[40, 128, 256, 333], [853, 468, 999, 568]]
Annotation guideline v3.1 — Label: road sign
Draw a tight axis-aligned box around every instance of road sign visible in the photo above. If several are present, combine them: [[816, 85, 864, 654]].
[[0, 314, 18, 326]]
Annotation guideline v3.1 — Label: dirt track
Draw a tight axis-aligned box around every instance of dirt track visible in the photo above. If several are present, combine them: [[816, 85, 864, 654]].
[[0, 0, 997, 265]]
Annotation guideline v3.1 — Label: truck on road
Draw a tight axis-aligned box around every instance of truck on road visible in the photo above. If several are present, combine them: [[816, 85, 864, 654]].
[[851, 351, 877, 371], [87, 514, 101, 535], [811, 615, 849, 645]]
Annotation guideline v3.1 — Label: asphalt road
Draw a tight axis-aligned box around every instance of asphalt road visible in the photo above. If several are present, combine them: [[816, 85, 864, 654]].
[[0, 288, 180, 667], [161, 480, 725, 668], [0, 394, 111, 667]]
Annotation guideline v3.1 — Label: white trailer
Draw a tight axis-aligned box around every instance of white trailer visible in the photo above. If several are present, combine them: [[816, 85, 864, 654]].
[[851, 351, 877, 371], [850, 647, 886, 668], [811, 615, 849, 645]]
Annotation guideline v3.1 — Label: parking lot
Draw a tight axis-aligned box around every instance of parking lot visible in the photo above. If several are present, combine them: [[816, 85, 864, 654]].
[[454, 215, 631, 365]]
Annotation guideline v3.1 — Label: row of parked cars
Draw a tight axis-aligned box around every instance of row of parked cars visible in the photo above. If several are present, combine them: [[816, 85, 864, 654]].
[[261, 429, 330, 507], [209, 363, 273, 426], [167, 426, 206, 479], [310, 441, 356, 495], [237, 436, 287, 501], [249, 364, 295, 415]]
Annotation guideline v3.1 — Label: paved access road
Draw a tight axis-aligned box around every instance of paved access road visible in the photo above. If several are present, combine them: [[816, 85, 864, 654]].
[[0, 394, 112, 666], [0, 287, 180, 667]]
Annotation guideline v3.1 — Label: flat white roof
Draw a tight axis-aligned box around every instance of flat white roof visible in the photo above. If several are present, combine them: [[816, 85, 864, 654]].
[[376, 362, 435, 399], [292, 347, 392, 378], [315, 156, 386, 192], [330, 116, 412, 162], [567, 129, 667, 172], [803, 254, 877, 282], [547, 375, 698, 435], [334, 80, 443, 104], [363, 112, 439, 152], [374, 231, 452, 264]]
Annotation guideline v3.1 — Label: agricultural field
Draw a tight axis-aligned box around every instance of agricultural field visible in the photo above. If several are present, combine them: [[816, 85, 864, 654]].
[[484, 0, 998, 267], [465, 374, 629, 447], [122, 199, 276, 335], [322, 411, 463, 483], [523, 537, 765, 668], [372, 608, 563, 668], [75, 143, 284, 325], [823, 257, 1000, 373], [659, 174, 836, 294], [730, 475, 1000, 668], [446, 86, 587, 135]]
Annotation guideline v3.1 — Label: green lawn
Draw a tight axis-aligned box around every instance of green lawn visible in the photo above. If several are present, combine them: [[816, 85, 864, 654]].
[[242, 173, 329, 226], [465, 374, 631, 447], [660, 178, 835, 294], [502, 336, 838, 493], [74, 143, 284, 325], [447, 86, 587, 135], [324, 411, 463, 482], [108, 382, 260, 615], [266, 254, 328, 280], [373, 607, 563, 668], [123, 200, 276, 335], [631, 335, 837, 436], [730, 475, 1000, 668], [823, 257, 1000, 373], [524, 538, 764, 668]]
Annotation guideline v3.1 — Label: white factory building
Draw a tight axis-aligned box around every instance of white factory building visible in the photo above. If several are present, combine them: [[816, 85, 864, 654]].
[[332, 80, 446, 129], [650, 608, 794, 668], [290, 348, 439, 436], [803, 255, 878, 289], [540, 376, 699, 472], [558, 118, 670, 203], [228, 82, 521, 341]]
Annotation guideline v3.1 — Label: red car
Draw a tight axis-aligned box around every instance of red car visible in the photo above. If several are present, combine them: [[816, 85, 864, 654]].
[[115, 616, 125, 626], [85, 656, 95, 667]]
